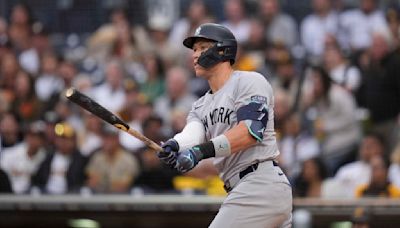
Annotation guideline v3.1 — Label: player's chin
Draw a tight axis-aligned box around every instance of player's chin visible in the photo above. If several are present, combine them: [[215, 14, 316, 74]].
[[194, 65, 206, 77]]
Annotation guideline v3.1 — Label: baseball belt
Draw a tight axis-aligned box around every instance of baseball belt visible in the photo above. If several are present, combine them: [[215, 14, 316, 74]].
[[223, 160, 279, 193]]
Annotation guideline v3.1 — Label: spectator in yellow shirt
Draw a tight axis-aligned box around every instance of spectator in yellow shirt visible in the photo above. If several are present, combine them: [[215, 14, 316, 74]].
[[355, 155, 400, 198]]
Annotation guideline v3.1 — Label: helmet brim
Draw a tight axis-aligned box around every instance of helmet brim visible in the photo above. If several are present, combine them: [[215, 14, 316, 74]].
[[183, 36, 217, 49]]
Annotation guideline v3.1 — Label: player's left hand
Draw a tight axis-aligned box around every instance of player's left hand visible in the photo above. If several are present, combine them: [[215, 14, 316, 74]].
[[157, 139, 179, 168], [175, 147, 203, 173]]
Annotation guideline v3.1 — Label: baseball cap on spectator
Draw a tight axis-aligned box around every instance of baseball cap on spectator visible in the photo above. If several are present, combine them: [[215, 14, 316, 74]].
[[26, 120, 46, 138], [54, 122, 76, 138], [44, 111, 62, 125], [148, 15, 172, 32]]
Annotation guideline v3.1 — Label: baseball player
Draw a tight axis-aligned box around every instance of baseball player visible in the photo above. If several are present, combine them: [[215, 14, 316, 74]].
[[157, 23, 292, 227]]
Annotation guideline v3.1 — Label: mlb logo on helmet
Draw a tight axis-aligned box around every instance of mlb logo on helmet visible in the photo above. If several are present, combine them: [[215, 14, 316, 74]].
[[195, 27, 201, 36]]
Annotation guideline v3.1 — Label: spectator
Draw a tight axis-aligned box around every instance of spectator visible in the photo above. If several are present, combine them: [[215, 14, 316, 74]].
[[87, 8, 151, 63], [264, 42, 293, 81], [91, 60, 127, 114], [389, 143, 400, 188], [293, 157, 328, 197], [386, 7, 400, 49], [154, 66, 198, 137], [323, 37, 362, 94], [221, 0, 251, 44], [134, 116, 178, 193], [76, 112, 103, 157], [57, 58, 77, 91], [338, 0, 390, 52], [270, 51, 301, 108], [278, 112, 320, 181], [8, 3, 39, 75], [110, 17, 143, 63], [139, 53, 165, 103], [235, 18, 268, 73], [0, 121, 47, 194], [35, 52, 63, 103], [31, 122, 88, 194], [241, 18, 268, 52], [355, 155, 400, 198], [71, 73, 93, 96], [7, 3, 34, 47], [31, 22, 52, 57], [147, 17, 181, 69], [10, 71, 42, 126], [86, 125, 140, 193], [169, 0, 214, 51], [0, 52, 20, 103], [119, 99, 153, 153], [357, 32, 400, 151], [334, 132, 385, 198], [258, 0, 298, 48], [53, 98, 83, 133], [273, 88, 292, 137], [300, 0, 339, 63], [0, 112, 23, 153], [302, 66, 361, 175]]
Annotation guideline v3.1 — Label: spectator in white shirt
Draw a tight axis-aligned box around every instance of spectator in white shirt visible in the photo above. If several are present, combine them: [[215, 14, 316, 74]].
[[31, 122, 88, 194], [323, 37, 361, 93], [334, 132, 385, 198], [301, 0, 339, 62], [0, 121, 47, 194], [278, 112, 320, 181], [76, 112, 103, 156], [258, 0, 298, 48], [153, 66, 198, 137], [221, 0, 251, 44], [35, 52, 63, 102], [338, 0, 390, 51], [302, 66, 361, 175], [91, 60, 126, 114]]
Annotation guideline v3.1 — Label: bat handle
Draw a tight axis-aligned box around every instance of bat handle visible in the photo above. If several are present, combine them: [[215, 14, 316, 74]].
[[126, 128, 162, 151]]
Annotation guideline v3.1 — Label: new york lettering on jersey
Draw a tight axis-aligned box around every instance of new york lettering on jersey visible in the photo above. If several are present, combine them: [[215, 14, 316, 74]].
[[201, 107, 234, 132]]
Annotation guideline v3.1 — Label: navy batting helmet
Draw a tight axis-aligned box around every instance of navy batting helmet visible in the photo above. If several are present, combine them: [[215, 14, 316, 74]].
[[183, 23, 237, 68]]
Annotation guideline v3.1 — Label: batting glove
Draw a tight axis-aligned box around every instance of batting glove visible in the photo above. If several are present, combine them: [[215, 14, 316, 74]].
[[175, 147, 204, 173], [157, 139, 179, 168]]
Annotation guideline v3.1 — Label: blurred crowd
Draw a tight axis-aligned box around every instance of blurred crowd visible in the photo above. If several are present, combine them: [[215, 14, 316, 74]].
[[0, 0, 400, 199]]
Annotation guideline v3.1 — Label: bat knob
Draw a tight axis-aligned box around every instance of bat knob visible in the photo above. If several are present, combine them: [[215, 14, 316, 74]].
[[65, 87, 76, 98]]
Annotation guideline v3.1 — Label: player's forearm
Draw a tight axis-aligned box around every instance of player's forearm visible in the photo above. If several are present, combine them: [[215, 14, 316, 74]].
[[224, 121, 257, 154]]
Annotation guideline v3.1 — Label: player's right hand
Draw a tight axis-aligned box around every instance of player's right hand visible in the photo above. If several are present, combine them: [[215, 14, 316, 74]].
[[157, 139, 179, 168]]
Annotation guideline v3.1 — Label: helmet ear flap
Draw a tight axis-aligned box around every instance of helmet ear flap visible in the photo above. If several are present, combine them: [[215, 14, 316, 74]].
[[198, 42, 237, 68], [198, 44, 223, 68]]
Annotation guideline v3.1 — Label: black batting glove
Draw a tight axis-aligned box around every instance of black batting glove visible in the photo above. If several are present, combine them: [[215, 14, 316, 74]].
[[157, 139, 179, 168]]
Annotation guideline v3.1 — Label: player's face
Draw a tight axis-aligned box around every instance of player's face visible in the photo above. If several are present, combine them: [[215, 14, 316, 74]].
[[192, 39, 215, 77]]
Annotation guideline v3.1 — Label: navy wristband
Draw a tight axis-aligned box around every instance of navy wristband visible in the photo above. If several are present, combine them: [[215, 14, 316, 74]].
[[194, 141, 215, 159]]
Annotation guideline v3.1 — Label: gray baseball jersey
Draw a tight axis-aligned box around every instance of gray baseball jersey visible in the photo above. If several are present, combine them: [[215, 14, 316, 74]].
[[186, 70, 279, 182]]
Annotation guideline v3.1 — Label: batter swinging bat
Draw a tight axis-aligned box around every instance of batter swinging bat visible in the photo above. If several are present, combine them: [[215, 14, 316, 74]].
[[65, 87, 162, 151]]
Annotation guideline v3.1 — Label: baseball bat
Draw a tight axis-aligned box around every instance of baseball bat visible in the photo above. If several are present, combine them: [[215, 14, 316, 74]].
[[65, 87, 162, 151]]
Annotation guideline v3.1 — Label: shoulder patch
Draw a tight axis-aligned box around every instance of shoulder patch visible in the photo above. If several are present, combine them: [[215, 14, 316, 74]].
[[251, 95, 267, 104]]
